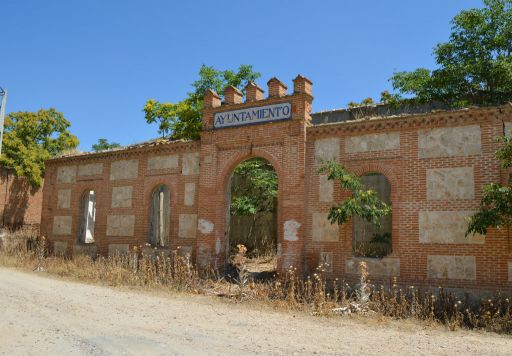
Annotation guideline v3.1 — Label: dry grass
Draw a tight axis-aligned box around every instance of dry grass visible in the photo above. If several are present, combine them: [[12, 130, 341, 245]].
[[1, 232, 511, 334]]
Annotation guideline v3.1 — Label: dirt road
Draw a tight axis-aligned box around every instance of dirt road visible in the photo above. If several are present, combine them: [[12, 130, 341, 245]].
[[0, 268, 510, 355]]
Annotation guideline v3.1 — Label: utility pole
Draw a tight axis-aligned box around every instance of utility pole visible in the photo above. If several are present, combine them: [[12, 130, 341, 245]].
[[0, 87, 6, 156]]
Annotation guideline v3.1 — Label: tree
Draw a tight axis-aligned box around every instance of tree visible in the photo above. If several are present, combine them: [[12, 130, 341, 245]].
[[0, 109, 79, 187], [91, 138, 121, 151], [389, 0, 512, 106], [466, 132, 512, 236], [318, 161, 391, 227], [143, 64, 261, 140], [230, 158, 278, 252]]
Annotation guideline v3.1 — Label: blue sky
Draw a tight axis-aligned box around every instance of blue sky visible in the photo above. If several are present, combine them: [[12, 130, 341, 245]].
[[2, 0, 483, 151]]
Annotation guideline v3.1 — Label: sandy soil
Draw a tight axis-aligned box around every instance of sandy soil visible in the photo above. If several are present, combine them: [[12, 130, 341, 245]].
[[0, 268, 511, 355]]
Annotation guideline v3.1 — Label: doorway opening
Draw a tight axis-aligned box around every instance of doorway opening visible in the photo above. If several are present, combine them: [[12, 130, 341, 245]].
[[227, 157, 278, 279], [78, 190, 96, 244]]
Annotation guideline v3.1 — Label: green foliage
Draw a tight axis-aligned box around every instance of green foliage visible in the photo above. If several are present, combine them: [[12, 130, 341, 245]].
[[91, 138, 121, 151], [317, 161, 392, 226], [347, 97, 375, 108], [389, 0, 512, 106], [230, 158, 277, 217], [467, 132, 512, 236], [0, 109, 79, 187], [144, 64, 261, 140]]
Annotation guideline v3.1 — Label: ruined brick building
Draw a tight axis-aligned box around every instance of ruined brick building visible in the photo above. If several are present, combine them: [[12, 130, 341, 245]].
[[41, 75, 512, 293]]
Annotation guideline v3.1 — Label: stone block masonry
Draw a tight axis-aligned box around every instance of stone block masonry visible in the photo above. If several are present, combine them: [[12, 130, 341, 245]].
[[40, 75, 512, 294]]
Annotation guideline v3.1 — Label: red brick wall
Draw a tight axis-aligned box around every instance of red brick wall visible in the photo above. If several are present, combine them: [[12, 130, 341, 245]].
[[0, 167, 42, 228], [40, 76, 512, 293]]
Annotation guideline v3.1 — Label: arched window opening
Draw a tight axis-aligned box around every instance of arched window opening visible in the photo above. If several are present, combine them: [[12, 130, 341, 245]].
[[353, 173, 392, 258], [228, 157, 278, 276], [79, 190, 96, 244], [149, 185, 170, 247]]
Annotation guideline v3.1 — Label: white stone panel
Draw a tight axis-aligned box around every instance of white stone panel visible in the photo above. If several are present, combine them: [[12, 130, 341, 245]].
[[184, 182, 196, 206], [319, 175, 333, 202], [78, 163, 103, 176], [314, 138, 340, 164], [110, 160, 139, 180], [418, 125, 481, 158], [419, 211, 484, 244], [57, 166, 76, 184], [427, 167, 474, 200], [312, 212, 339, 242], [427, 255, 476, 280], [57, 189, 71, 209], [148, 155, 179, 170], [73, 245, 97, 258], [179, 214, 197, 238], [108, 243, 130, 256], [111, 186, 133, 208], [106, 215, 135, 237], [53, 216, 72, 235], [345, 132, 400, 153], [182, 153, 200, 175], [284, 220, 301, 241], [505, 122, 512, 136], [53, 241, 68, 255], [346, 257, 400, 277]]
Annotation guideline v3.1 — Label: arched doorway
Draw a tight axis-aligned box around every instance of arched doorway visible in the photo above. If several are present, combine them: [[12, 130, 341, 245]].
[[352, 173, 392, 258], [226, 157, 278, 277]]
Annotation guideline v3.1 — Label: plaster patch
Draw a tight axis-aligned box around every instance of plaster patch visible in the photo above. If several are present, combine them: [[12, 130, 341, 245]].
[[111, 186, 133, 208], [57, 189, 71, 209], [284, 220, 301, 241], [53, 216, 72, 235], [312, 212, 339, 242], [345, 132, 400, 153], [184, 182, 196, 206], [319, 175, 333, 202], [314, 138, 340, 164], [418, 125, 481, 158], [108, 243, 130, 256], [106, 215, 135, 237], [198, 218, 214, 234], [215, 237, 221, 255], [427, 255, 476, 280], [427, 167, 474, 200], [182, 152, 200, 175], [53, 241, 68, 256], [110, 160, 139, 180], [179, 214, 197, 238], [346, 257, 400, 277], [419, 211, 484, 244], [148, 155, 179, 170], [78, 163, 103, 176], [204, 155, 213, 164], [57, 166, 76, 184]]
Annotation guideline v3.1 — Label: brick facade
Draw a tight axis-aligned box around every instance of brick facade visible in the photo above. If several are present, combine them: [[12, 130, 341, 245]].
[[41, 76, 512, 293]]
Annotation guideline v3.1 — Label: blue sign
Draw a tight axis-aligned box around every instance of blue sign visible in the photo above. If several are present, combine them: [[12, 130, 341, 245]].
[[213, 102, 292, 129]]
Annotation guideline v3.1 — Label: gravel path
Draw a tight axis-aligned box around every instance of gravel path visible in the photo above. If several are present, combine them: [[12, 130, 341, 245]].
[[0, 267, 510, 355]]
